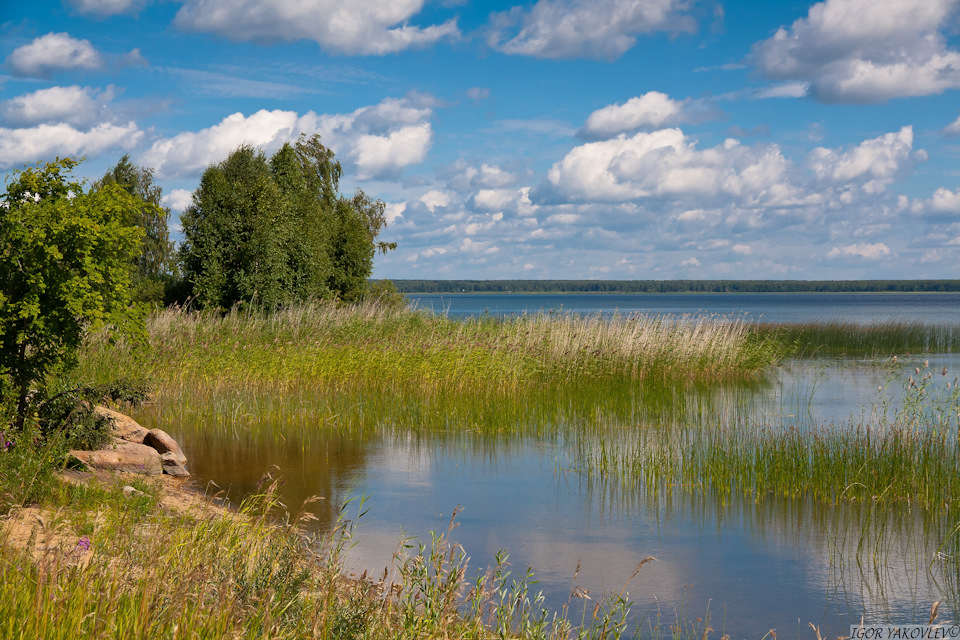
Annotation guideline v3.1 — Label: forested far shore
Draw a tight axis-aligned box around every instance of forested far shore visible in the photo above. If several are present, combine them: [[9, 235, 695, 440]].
[[385, 279, 960, 294]]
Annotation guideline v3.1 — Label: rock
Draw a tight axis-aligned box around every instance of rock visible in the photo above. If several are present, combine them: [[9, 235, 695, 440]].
[[69, 443, 163, 476], [144, 429, 187, 466], [159, 452, 190, 477], [72, 411, 190, 478], [94, 406, 148, 444], [122, 485, 148, 498]]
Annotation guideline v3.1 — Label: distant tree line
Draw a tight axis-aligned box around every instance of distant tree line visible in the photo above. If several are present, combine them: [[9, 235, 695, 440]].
[[386, 279, 960, 294]]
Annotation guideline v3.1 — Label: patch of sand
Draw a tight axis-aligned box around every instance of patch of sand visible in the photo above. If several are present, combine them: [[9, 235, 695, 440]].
[[1, 470, 230, 566]]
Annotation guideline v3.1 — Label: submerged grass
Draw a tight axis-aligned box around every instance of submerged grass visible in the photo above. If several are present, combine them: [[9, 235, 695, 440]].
[[573, 361, 960, 512]]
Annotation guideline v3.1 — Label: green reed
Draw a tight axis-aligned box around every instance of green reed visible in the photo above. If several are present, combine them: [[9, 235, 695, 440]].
[[126, 372, 768, 444], [572, 361, 960, 512], [751, 321, 960, 357], [78, 302, 783, 399]]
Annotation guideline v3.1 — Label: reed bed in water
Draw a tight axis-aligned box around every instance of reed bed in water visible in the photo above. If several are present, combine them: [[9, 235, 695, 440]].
[[753, 320, 960, 357], [575, 362, 960, 512], [79, 301, 782, 400]]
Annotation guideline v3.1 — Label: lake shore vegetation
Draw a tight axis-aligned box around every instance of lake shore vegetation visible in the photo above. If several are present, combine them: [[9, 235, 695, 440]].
[[5, 147, 960, 638], [79, 301, 784, 395]]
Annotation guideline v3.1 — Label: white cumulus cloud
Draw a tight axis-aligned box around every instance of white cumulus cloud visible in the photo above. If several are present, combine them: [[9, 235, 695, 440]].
[[580, 91, 698, 139], [750, 0, 960, 102], [0, 85, 115, 127], [547, 128, 798, 205], [6, 33, 105, 77], [944, 114, 960, 136], [914, 187, 960, 215], [826, 242, 891, 259], [488, 0, 696, 60], [418, 190, 452, 213], [470, 189, 517, 212], [449, 162, 518, 191], [352, 124, 431, 179], [383, 202, 406, 225], [0, 121, 142, 169], [467, 187, 538, 217], [807, 126, 915, 187], [5, 33, 145, 78], [163, 188, 194, 213], [174, 0, 458, 55], [141, 95, 434, 179]]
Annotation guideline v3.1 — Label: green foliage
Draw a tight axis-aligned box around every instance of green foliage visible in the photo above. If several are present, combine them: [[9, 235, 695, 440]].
[[0, 157, 145, 430], [94, 155, 176, 305], [367, 279, 407, 308], [33, 377, 151, 451], [180, 135, 395, 309], [0, 377, 151, 511], [0, 434, 60, 511], [180, 145, 293, 308]]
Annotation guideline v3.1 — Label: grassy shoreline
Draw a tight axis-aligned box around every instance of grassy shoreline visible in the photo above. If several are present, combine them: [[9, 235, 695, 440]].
[[6, 302, 960, 638], [2, 472, 710, 640]]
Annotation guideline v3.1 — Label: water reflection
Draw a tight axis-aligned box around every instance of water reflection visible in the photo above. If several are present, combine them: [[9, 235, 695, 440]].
[[131, 354, 960, 638]]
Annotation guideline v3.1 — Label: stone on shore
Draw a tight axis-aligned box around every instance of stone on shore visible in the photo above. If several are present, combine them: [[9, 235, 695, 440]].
[[69, 412, 191, 477], [69, 440, 163, 476], [159, 452, 190, 477], [94, 405, 149, 443], [145, 429, 187, 466]]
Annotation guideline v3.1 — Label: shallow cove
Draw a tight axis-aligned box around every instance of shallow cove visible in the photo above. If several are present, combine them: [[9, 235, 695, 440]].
[[132, 352, 960, 639]]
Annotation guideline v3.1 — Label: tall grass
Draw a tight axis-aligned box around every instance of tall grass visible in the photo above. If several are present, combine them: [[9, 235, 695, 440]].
[[572, 361, 960, 512], [1, 476, 712, 640], [57, 303, 960, 634], [79, 302, 783, 399], [753, 321, 960, 357]]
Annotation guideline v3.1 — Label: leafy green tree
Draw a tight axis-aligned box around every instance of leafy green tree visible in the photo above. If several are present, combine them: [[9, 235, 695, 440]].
[[94, 155, 176, 305], [180, 145, 295, 308], [180, 135, 395, 308], [0, 158, 145, 430], [269, 141, 333, 300]]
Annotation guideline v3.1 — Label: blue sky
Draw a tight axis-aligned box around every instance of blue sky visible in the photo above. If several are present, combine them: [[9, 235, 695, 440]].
[[3, 0, 960, 280]]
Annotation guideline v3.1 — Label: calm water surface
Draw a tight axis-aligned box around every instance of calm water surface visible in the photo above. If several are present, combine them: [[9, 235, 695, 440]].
[[141, 293, 960, 639], [408, 291, 960, 324]]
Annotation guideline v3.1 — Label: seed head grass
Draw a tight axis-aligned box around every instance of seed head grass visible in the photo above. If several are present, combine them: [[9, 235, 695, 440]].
[[79, 301, 783, 399], [2, 475, 715, 640]]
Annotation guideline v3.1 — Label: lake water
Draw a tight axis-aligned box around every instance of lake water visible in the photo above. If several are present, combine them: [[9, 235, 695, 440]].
[[407, 291, 960, 324], [141, 293, 960, 639]]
